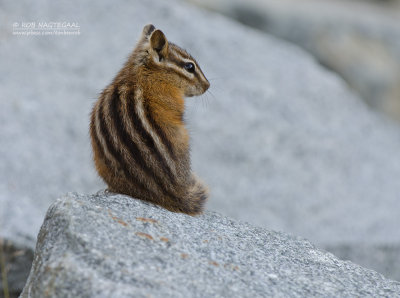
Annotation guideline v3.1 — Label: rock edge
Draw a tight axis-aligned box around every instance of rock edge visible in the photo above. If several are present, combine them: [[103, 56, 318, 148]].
[[21, 192, 400, 298]]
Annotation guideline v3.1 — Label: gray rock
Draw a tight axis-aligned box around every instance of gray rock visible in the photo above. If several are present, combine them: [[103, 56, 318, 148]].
[[20, 192, 400, 298], [1, 0, 400, 289], [188, 0, 400, 120], [326, 243, 400, 284]]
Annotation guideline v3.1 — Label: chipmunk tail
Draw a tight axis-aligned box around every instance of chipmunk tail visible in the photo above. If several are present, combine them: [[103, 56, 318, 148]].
[[181, 175, 209, 215]]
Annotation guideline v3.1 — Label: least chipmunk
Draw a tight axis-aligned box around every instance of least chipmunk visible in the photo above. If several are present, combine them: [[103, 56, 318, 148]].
[[90, 24, 210, 215]]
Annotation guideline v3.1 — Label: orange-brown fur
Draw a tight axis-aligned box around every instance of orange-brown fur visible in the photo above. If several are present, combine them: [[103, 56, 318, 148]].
[[90, 24, 210, 215]]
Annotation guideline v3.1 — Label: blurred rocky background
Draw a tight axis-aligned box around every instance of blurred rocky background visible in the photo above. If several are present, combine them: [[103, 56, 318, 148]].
[[1, 0, 400, 296], [187, 0, 400, 121]]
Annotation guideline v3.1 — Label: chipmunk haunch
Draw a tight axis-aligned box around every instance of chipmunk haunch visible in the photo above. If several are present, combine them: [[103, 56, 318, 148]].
[[90, 24, 210, 215]]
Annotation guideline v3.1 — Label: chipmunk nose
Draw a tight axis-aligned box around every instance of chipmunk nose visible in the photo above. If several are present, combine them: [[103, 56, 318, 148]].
[[203, 79, 210, 91]]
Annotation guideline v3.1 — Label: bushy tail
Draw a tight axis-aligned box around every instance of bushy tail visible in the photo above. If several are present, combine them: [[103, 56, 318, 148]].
[[180, 174, 209, 215]]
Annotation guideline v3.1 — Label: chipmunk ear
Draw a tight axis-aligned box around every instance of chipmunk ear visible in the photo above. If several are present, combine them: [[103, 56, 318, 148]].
[[142, 24, 156, 39], [150, 29, 169, 60]]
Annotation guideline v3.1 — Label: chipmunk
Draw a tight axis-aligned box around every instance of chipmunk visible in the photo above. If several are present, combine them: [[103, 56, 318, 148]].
[[90, 24, 210, 215]]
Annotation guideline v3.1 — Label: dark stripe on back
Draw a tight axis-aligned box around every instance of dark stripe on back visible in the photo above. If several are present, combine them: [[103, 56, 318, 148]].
[[109, 87, 179, 200], [125, 90, 177, 184], [143, 100, 177, 161], [90, 108, 112, 170], [98, 96, 132, 179], [98, 92, 159, 196]]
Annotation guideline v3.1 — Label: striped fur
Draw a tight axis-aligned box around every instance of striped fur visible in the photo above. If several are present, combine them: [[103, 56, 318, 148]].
[[90, 24, 210, 215]]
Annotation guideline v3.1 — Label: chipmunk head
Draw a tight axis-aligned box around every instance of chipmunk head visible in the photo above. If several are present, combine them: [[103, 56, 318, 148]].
[[133, 24, 210, 97]]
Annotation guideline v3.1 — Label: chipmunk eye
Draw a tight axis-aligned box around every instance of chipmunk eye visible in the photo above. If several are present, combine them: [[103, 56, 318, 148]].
[[184, 62, 195, 73]]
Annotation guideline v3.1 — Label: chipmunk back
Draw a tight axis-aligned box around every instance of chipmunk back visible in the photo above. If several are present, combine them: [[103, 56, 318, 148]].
[[90, 24, 210, 215]]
